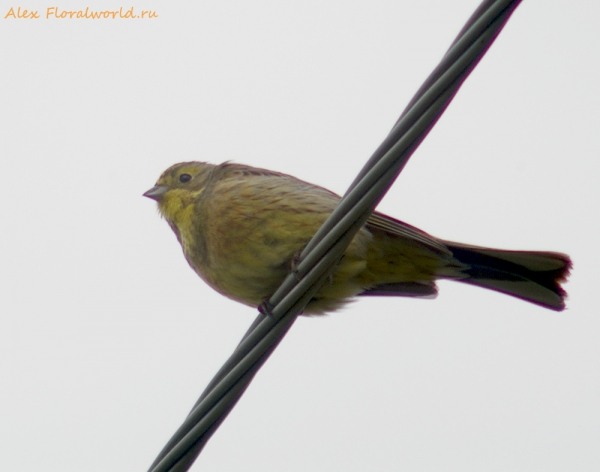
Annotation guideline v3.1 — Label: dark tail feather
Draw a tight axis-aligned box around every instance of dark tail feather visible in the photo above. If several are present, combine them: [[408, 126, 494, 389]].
[[444, 242, 572, 311]]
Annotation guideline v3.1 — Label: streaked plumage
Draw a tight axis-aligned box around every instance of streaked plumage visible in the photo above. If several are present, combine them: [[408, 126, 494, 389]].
[[144, 161, 571, 314]]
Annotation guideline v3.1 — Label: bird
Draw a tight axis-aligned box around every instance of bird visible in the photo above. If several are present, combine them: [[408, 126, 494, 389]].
[[144, 161, 571, 315]]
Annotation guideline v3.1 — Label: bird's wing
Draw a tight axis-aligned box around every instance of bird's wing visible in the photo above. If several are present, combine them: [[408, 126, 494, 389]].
[[220, 162, 451, 255], [366, 212, 452, 255]]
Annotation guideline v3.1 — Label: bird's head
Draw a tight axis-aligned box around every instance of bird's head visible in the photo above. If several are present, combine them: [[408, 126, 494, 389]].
[[143, 161, 214, 227]]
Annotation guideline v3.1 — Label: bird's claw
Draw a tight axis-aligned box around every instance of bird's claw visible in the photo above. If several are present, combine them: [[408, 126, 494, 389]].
[[258, 298, 276, 317], [290, 250, 303, 281]]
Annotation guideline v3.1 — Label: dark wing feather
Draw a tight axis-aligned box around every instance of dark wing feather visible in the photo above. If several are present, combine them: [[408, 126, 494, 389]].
[[366, 212, 451, 255], [359, 281, 438, 298]]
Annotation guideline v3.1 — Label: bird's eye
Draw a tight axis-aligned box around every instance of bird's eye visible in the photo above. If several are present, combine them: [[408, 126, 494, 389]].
[[179, 173, 192, 183]]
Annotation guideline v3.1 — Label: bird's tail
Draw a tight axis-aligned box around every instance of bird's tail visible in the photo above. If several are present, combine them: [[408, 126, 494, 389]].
[[443, 241, 572, 311]]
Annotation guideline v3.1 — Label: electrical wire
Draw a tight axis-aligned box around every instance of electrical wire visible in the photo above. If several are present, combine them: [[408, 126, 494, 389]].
[[147, 1, 522, 470]]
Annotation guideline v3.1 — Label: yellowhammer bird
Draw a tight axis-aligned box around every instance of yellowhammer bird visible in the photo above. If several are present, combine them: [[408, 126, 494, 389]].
[[144, 161, 571, 315]]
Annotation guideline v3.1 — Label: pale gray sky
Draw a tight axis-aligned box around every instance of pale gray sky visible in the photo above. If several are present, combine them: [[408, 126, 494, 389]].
[[1, 1, 599, 471]]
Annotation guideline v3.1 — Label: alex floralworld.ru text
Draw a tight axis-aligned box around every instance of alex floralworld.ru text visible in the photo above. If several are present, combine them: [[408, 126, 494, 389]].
[[4, 7, 158, 19]]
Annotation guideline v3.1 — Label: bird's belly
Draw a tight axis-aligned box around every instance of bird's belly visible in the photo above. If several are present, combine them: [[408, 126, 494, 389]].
[[189, 232, 372, 313], [187, 236, 294, 308]]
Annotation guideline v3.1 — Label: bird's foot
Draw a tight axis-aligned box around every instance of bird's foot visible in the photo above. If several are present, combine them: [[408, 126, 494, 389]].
[[290, 250, 303, 281], [258, 297, 276, 318]]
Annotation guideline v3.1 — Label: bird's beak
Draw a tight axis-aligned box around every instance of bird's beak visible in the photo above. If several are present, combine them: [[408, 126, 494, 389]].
[[143, 185, 169, 201]]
